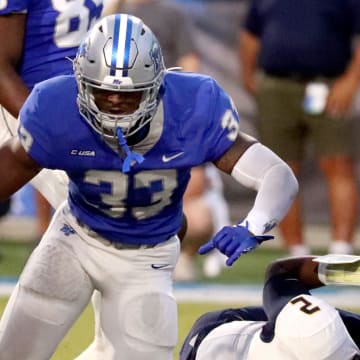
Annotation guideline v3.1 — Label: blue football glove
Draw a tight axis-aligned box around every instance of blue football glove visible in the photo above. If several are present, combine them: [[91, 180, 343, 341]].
[[198, 222, 274, 266]]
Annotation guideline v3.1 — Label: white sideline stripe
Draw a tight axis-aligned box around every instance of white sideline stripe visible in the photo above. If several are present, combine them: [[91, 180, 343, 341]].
[[0, 281, 359, 308], [174, 284, 262, 304], [174, 284, 360, 308], [0, 282, 16, 297]]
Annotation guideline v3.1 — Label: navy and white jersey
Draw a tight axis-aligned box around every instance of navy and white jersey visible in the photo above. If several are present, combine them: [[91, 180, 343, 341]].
[[180, 272, 360, 360], [0, 0, 103, 89], [18, 71, 240, 245]]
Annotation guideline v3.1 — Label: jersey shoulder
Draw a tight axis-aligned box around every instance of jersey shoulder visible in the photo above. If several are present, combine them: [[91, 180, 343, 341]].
[[160, 71, 239, 163], [162, 71, 227, 115], [34, 74, 77, 97], [0, 0, 28, 14], [20, 75, 78, 133], [163, 71, 220, 93]]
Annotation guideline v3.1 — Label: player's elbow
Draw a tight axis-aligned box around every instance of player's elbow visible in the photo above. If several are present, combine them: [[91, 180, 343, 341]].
[[280, 163, 299, 200]]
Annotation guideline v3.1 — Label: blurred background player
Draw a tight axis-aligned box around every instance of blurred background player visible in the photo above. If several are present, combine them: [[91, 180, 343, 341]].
[[103, 0, 231, 280], [239, 0, 360, 256], [103, 0, 199, 72], [174, 164, 230, 281], [0, 0, 104, 241], [180, 254, 360, 359]]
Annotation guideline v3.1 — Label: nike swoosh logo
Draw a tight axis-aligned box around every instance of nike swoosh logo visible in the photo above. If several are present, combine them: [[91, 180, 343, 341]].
[[151, 264, 171, 269], [162, 152, 184, 162]]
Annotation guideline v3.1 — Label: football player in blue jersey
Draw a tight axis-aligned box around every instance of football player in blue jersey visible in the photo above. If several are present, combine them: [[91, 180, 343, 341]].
[[0, 14, 297, 359], [180, 254, 360, 360], [0, 0, 103, 236]]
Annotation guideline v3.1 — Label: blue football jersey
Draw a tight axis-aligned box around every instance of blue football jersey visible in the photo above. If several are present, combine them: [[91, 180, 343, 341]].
[[18, 71, 240, 245], [0, 0, 103, 89]]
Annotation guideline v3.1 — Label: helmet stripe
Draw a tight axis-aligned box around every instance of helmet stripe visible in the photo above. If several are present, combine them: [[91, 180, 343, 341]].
[[110, 14, 121, 76], [123, 17, 133, 77], [110, 14, 133, 77]]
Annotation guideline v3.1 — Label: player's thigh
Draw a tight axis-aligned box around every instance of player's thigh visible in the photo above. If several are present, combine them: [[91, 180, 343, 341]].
[[307, 113, 356, 157], [256, 76, 306, 161], [99, 237, 180, 360], [0, 222, 93, 359], [20, 224, 93, 317]]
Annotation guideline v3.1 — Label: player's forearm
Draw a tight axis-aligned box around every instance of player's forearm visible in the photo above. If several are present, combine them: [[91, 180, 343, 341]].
[[0, 68, 29, 118], [231, 143, 298, 235], [265, 256, 324, 289], [0, 13, 29, 118], [0, 139, 40, 201]]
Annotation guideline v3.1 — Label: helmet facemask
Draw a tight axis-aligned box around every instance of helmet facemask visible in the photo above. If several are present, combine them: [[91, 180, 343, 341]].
[[77, 78, 161, 145]]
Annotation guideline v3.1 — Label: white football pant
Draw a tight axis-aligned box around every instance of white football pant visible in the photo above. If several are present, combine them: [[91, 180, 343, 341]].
[[0, 202, 180, 360]]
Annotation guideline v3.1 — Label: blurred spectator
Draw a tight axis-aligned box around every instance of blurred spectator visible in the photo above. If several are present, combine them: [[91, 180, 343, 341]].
[[104, 0, 230, 280], [239, 0, 360, 255], [103, 0, 199, 71], [175, 164, 231, 281]]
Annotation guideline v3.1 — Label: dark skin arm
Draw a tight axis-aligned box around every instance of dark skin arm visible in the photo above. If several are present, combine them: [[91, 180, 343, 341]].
[[213, 132, 257, 174], [0, 138, 41, 201], [265, 256, 323, 289], [0, 14, 30, 117]]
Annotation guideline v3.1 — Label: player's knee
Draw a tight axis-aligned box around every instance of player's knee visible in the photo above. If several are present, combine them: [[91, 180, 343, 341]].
[[124, 292, 178, 354]]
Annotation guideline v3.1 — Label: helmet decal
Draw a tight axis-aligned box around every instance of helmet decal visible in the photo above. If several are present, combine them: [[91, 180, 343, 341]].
[[78, 39, 87, 57], [150, 41, 162, 74]]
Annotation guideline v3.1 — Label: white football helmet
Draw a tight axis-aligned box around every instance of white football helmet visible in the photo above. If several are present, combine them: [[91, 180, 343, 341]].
[[73, 14, 165, 144]]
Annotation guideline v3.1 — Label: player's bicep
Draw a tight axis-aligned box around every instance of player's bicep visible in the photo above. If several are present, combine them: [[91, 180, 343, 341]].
[[0, 137, 41, 199], [0, 14, 26, 66], [213, 132, 257, 174], [0, 14, 28, 117]]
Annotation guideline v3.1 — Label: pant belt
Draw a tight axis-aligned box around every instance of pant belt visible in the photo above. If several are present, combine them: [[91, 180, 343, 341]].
[[76, 219, 157, 250]]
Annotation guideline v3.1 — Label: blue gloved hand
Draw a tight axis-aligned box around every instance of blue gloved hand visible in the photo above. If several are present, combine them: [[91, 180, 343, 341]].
[[198, 222, 274, 266]]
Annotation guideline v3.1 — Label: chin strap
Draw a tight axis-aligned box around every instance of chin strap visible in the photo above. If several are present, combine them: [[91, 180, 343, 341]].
[[116, 128, 145, 173]]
